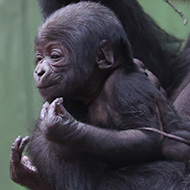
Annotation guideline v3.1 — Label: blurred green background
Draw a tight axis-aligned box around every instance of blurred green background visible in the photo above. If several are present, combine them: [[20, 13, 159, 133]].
[[0, 0, 189, 189]]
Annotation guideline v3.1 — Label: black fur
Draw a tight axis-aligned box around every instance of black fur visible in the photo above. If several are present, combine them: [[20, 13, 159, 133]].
[[37, 0, 186, 94], [26, 2, 190, 189]]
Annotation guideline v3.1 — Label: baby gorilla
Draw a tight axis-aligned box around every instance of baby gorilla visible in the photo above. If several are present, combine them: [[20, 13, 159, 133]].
[[10, 2, 190, 190]]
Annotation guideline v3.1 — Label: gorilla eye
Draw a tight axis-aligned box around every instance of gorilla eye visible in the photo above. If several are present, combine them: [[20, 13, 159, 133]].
[[35, 54, 43, 63], [50, 51, 62, 62], [51, 54, 61, 59]]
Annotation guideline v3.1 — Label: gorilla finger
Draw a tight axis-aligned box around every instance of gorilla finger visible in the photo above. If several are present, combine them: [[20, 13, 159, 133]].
[[10, 136, 23, 162], [22, 156, 37, 172], [11, 136, 22, 152], [19, 136, 30, 152], [145, 69, 160, 89], [40, 102, 49, 120], [49, 98, 63, 116], [55, 99, 66, 116], [133, 58, 145, 69]]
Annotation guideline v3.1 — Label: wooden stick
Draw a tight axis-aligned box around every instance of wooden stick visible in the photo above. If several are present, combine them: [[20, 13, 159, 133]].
[[163, 0, 188, 25]]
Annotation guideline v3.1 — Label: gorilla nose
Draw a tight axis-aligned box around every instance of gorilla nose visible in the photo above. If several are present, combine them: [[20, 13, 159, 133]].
[[34, 61, 52, 87], [34, 63, 49, 79], [36, 69, 45, 77]]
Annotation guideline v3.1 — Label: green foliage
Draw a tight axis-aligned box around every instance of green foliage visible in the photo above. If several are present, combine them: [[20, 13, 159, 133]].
[[139, 0, 190, 39], [0, 0, 41, 189], [0, 0, 189, 189]]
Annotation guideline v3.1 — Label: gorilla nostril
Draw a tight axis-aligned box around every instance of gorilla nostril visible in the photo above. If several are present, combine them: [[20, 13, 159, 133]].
[[37, 70, 45, 77]]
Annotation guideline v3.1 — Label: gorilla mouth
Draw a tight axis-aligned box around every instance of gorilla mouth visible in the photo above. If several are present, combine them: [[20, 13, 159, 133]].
[[38, 83, 60, 89]]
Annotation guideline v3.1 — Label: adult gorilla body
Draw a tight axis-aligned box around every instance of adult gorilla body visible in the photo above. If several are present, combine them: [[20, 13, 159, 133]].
[[10, 2, 190, 190]]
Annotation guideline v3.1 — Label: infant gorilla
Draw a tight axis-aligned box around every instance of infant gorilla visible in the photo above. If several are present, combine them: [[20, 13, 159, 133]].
[[10, 2, 190, 190]]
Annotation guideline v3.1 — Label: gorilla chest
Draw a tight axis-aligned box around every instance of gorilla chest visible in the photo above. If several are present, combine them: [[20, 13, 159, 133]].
[[87, 100, 116, 128]]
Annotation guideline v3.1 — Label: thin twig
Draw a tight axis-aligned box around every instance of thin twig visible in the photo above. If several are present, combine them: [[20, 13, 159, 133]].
[[163, 0, 188, 25]]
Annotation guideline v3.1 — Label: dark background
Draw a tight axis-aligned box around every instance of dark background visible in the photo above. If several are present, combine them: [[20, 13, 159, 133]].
[[0, 0, 190, 189]]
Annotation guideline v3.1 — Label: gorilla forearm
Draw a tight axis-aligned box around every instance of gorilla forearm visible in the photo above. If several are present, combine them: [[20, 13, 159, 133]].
[[39, 98, 160, 164]]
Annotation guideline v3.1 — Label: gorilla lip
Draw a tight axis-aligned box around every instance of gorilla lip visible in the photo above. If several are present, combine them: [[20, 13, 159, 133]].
[[37, 83, 60, 89]]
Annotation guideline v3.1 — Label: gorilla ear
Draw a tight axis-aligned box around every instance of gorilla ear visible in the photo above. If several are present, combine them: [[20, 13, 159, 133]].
[[96, 40, 114, 69]]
